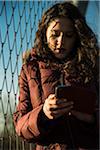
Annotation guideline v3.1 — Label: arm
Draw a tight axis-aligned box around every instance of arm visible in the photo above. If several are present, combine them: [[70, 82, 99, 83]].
[[13, 65, 41, 141], [13, 64, 61, 143], [71, 110, 95, 123]]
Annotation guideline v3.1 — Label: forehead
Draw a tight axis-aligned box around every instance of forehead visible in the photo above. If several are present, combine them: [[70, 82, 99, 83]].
[[47, 17, 74, 31]]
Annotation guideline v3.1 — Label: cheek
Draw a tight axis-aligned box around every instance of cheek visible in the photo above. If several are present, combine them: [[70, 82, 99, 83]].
[[48, 38, 57, 48], [65, 38, 76, 49]]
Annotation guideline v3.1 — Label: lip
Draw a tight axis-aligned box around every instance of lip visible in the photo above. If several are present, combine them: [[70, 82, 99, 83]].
[[55, 48, 66, 53]]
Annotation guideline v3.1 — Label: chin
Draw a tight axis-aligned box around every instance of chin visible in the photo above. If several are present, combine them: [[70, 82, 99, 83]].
[[55, 54, 68, 60]]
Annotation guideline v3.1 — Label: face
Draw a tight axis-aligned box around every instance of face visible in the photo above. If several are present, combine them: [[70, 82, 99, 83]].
[[46, 17, 77, 60]]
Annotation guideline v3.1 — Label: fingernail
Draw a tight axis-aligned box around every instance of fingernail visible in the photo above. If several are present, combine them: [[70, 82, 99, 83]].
[[69, 112, 71, 116]]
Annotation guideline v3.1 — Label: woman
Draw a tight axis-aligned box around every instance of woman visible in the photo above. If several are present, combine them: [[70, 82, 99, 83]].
[[13, 2, 99, 149]]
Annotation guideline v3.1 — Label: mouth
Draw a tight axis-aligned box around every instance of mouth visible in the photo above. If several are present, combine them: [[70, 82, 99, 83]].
[[55, 48, 66, 54], [53, 48, 68, 59]]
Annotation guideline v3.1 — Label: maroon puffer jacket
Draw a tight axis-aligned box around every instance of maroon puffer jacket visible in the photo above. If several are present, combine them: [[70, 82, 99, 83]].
[[13, 50, 98, 150]]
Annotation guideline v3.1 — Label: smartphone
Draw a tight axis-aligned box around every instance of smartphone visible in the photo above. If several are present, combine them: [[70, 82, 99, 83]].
[[55, 85, 96, 114]]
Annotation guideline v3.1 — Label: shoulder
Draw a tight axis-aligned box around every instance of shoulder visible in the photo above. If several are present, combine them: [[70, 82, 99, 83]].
[[21, 48, 39, 76], [22, 48, 37, 64]]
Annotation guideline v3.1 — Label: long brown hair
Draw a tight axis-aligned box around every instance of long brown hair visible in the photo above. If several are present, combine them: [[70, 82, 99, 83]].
[[33, 2, 99, 84]]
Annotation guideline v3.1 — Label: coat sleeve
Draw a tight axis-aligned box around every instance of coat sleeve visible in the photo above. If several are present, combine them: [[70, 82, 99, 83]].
[[13, 64, 61, 143]]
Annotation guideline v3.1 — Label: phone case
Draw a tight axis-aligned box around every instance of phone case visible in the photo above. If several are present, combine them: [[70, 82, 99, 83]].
[[55, 85, 96, 114]]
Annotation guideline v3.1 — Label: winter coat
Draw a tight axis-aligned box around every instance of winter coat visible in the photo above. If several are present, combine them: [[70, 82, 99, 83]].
[[13, 49, 98, 150]]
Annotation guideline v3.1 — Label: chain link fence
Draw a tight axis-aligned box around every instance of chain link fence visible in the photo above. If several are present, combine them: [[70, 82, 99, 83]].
[[0, 1, 57, 149]]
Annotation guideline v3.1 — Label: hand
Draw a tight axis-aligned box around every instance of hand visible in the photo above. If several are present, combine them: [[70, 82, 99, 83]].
[[43, 94, 74, 119], [71, 110, 94, 123]]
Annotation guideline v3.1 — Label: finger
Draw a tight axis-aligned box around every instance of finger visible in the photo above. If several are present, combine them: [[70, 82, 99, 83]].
[[50, 101, 74, 109], [58, 101, 74, 107], [51, 105, 73, 115], [51, 106, 73, 119], [48, 94, 55, 99], [49, 98, 67, 105]]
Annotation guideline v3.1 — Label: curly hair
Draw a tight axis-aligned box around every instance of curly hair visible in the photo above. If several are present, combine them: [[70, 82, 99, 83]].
[[33, 1, 99, 84]]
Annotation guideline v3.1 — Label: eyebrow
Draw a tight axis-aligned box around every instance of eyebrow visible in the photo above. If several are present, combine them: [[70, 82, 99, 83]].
[[51, 29, 75, 33], [51, 21, 59, 30]]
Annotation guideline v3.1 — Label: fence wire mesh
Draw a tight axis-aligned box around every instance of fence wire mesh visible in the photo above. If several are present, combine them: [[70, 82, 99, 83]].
[[0, 1, 99, 150], [0, 1, 57, 149]]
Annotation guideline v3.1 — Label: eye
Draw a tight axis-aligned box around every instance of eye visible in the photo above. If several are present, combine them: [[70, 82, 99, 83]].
[[51, 30, 60, 37], [65, 31, 75, 38]]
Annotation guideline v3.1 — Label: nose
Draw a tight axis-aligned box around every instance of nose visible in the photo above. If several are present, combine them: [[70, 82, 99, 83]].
[[57, 33, 64, 48]]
